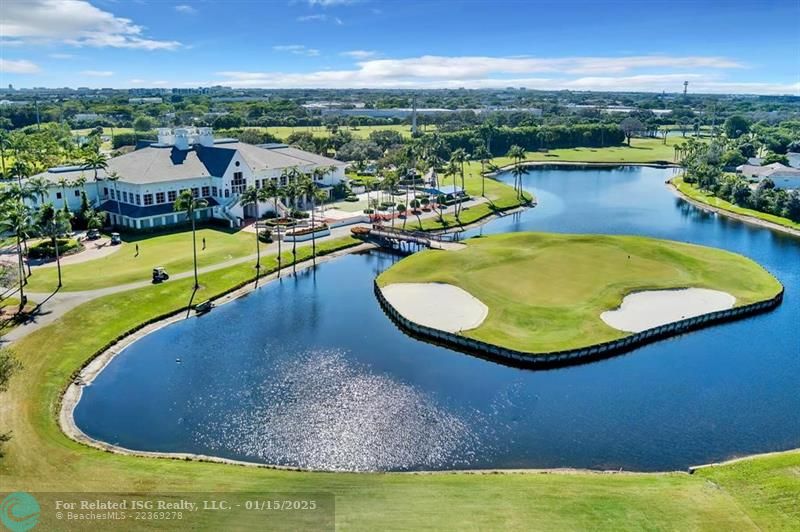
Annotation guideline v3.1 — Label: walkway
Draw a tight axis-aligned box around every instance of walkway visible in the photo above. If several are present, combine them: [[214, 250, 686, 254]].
[[0, 223, 365, 343]]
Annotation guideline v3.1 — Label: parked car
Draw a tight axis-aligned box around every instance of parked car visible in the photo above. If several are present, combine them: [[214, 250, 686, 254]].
[[110, 233, 121, 245]]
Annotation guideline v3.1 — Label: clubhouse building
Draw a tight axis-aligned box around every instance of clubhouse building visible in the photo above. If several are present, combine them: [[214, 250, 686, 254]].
[[29, 127, 347, 229]]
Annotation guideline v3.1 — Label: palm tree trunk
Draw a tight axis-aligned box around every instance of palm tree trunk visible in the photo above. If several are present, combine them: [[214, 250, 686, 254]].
[[54, 234, 62, 288], [274, 196, 282, 277], [191, 210, 199, 289], [276, 223, 282, 278], [114, 183, 122, 226], [403, 185, 409, 229], [310, 197, 316, 266], [16, 234, 25, 306], [254, 226, 261, 271], [94, 169, 101, 204], [22, 237, 31, 278], [459, 165, 465, 217], [292, 236, 297, 274]]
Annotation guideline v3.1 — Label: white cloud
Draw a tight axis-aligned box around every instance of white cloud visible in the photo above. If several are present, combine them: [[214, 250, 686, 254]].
[[1, 0, 181, 50], [273, 44, 320, 56], [298, 14, 343, 24], [354, 55, 743, 79], [341, 50, 376, 59], [81, 70, 113, 77], [210, 53, 796, 95], [0, 58, 41, 74], [174, 5, 197, 15], [48, 53, 76, 59], [305, 0, 358, 5]]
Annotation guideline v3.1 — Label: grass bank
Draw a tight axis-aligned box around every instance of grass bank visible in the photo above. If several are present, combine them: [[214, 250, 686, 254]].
[[672, 176, 800, 232], [409, 162, 533, 232], [1, 234, 798, 529], [377, 232, 782, 353], [24, 227, 256, 292], [488, 136, 686, 166]]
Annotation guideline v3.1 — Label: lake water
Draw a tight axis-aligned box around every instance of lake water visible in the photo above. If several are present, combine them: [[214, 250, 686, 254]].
[[74, 166, 800, 472]]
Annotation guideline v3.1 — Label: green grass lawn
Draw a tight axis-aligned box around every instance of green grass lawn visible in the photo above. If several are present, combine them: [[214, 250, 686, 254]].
[[489, 136, 688, 166], [377, 232, 782, 353], [1, 232, 798, 529], [24, 227, 256, 292], [257, 124, 435, 140], [673, 176, 800, 231]]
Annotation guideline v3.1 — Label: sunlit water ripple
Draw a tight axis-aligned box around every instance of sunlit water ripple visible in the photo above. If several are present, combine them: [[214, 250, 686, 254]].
[[191, 349, 483, 471]]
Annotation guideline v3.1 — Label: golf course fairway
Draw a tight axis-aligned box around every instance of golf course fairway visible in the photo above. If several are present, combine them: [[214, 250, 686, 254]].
[[376, 232, 783, 354]]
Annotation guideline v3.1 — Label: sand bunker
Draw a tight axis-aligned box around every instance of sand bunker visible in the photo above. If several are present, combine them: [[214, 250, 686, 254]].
[[381, 283, 488, 333], [601, 288, 736, 333]]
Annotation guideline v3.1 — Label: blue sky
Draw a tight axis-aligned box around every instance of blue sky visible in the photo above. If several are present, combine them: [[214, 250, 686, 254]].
[[1, 0, 798, 94]]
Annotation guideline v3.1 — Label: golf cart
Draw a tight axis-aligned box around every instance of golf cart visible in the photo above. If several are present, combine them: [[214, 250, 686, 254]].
[[110, 232, 121, 245], [86, 228, 100, 240], [152, 267, 169, 283]]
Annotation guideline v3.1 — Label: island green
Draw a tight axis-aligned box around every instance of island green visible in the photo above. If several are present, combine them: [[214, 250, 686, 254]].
[[377, 232, 782, 353]]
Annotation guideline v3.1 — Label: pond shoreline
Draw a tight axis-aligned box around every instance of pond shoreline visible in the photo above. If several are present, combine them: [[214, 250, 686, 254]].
[[487, 160, 679, 177], [59, 242, 378, 472], [668, 181, 800, 238], [58, 165, 798, 476], [374, 279, 784, 371]]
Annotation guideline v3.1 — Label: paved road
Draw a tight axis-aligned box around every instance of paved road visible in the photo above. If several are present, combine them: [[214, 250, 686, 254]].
[[0, 223, 365, 343]]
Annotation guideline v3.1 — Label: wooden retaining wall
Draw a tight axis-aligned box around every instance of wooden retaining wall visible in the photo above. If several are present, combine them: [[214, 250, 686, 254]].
[[374, 281, 784, 370]]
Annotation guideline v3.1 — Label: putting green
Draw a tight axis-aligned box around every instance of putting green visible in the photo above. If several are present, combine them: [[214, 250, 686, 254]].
[[376, 232, 782, 353]]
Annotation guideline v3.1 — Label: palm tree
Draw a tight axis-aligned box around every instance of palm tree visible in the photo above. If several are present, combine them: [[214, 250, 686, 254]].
[[283, 181, 301, 272], [0, 130, 10, 176], [382, 173, 400, 228], [4, 182, 37, 278], [450, 148, 468, 217], [361, 174, 378, 221], [26, 176, 50, 205], [286, 166, 303, 207], [0, 202, 33, 304], [444, 159, 460, 224], [106, 171, 123, 226], [239, 186, 263, 270], [56, 177, 71, 210], [299, 174, 320, 264], [506, 145, 527, 199], [36, 203, 72, 288], [261, 179, 284, 275], [472, 144, 491, 197], [83, 152, 108, 203], [10, 160, 29, 189], [173, 190, 208, 289], [85, 209, 105, 231]]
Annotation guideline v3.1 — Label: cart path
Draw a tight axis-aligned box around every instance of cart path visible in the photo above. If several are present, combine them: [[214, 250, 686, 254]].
[[0, 224, 366, 343]]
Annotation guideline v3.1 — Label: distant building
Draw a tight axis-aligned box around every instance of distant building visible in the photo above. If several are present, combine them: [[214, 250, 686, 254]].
[[316, 107, 542, 118], [128, 97, 163, 104], [73, 113, 101, 122], [737, 162, 800, 190], [28, 127, 347, 229]]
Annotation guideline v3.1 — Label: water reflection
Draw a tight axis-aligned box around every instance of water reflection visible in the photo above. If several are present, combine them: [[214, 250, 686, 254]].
[[75, 166, 800, 472]]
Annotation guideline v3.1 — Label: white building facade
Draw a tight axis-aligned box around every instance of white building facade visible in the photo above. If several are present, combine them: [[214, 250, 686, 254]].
[[30, 127, 348, 230]]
